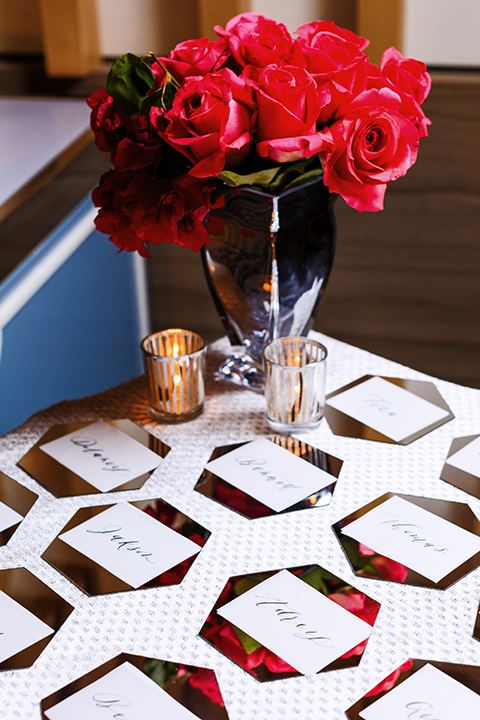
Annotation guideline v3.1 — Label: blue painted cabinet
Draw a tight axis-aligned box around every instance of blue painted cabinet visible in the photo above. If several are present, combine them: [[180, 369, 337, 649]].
[[0, 197, 150, 436]]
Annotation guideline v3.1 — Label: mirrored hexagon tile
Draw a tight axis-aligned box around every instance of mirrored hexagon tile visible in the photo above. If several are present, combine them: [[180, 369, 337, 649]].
[[440, 434, 480, 499], [324, 375, 454, 444], [0, 568, 74, 671], [200, 564, 380, 681], [40, 653, 229, 719], [333, 493, 480, 589], [42, 498, 212, 595], [0, 471, 38, 545], [345, 659, 480, 719], [194, 435, 343, 519], [18, 419, 170, 496]]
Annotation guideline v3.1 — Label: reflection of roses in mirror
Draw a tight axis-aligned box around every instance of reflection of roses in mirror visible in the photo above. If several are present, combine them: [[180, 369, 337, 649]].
[[179, 666, 226, 707], [358, 542, 409, 583], [364, 658, 414, 697], [201, 566, 379, 678], [142, 500, 209, 586], [88, 12, 431, 255]]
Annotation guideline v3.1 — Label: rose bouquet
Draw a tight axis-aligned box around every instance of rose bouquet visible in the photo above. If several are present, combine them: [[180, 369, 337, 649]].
[[88, 12, 431, 256]]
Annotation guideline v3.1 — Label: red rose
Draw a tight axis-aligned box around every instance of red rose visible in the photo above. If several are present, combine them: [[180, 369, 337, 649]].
[[289, 21, 370, 124], [366, 71, 431, 138], [215, 12, 292, 68], [249, 63, 327, 163], [320, 87, 420, 211], [155, 37, 228, 83], [292, 20, 369, 72], [156, 68, 256, 177], [380, 47, 431, 105]]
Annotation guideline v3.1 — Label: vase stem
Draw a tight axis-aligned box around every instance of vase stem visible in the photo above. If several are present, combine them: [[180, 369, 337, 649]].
[[269, 196, 280, 346]]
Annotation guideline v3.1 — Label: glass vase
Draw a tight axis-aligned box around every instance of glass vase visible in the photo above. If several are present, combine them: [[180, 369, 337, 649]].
[[201, 176, 336, 391]]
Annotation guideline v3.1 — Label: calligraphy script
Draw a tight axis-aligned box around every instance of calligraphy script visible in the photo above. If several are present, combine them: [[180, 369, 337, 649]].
[[405, 701, 439, 719], [255, 592, 334, 647], [379, 513, 449, 554], [86, 525, 154, 563], [362, 393, 398, 417], [235, 456, 302, 492], [70, 436, 130, 473], [93, 692, 130, 718]]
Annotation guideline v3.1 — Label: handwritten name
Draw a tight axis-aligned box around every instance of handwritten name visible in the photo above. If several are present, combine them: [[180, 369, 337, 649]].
[[406, 701, 439, 719], [86, 525, 154, 563], [379, 514, 448, 553], [363, 394, 397, 417], [70, 436, 129, 473], [93, 692, 130, 718], [235, 457, 302, 492], [255, 593, 333, 647]]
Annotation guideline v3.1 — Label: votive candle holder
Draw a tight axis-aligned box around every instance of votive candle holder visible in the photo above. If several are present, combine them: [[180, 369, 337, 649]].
[[141, 329, 207, 422], [263, 337, 327, 432]]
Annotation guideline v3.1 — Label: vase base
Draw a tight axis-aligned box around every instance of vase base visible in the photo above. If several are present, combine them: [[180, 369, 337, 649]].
[[217, 353, 264, 393]]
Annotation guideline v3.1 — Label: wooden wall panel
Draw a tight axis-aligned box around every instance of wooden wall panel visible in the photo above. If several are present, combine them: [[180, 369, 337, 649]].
[[38, 0, 100, 76], [356, 0, 404, 63]]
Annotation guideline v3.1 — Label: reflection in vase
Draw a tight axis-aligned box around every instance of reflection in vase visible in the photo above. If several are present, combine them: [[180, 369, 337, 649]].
[[202, 177, 336, 390]]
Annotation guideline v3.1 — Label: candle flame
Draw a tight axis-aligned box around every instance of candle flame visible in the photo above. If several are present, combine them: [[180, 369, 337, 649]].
[[172, 343, 180, 357], [294, 384, 301, 396], [173, 374, 181, 386]]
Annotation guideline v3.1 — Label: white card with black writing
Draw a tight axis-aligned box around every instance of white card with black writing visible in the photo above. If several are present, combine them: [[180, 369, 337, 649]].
[[59, 503, 201, 588], [44, 661, 202, 720], [0, 500, 22, 533], [359, 663, 480, 720], [342, 495, 480, 583], [0, 589, 54, 663], [327, 377, 449, 442], [40, 421, 161, 492], [205, 438, 334, 513], [218, 569, 372, 675], [446, 436, 480, 478]]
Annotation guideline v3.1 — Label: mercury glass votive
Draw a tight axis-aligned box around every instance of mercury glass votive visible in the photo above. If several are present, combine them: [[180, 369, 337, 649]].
[[141, 329, 207, 422], [263, 337, 328, 432]]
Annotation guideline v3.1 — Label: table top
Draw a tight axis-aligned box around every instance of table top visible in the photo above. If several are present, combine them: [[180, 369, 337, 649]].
[[0, 97, 91, 221], [1, 333, 480, 719]]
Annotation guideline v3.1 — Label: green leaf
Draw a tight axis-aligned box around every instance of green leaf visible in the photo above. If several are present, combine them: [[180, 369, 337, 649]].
[[106, 53, 155, 116], [218, 166, 283, 189], [299, 567, 328, 595], [232, 625, 263, 654], [281, 167, 325, 192]]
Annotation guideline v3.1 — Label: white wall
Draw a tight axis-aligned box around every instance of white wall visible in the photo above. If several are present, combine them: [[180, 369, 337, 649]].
[[403, 0, 480, 66], [248, 0, 322, 30], [96, 0, 198, 56]]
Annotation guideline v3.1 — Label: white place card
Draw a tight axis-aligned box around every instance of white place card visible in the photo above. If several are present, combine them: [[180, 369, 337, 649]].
[[0, 499, 22, 533], [342, 495, 480, 583], [446, 436, 480, 478], [359, 663, 480, 719], [40, 421, 161, 492], [327, 376, 449, 442], [205, 438, 335, 513], [44, 661, 202, 720], [218, 569, 372, 675], [0, 589, 54, 663], [60, 503, 201, 588]]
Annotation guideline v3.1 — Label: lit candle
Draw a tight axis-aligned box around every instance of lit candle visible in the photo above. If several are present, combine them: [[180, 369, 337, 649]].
[[263, 337, 328, 432], [141, 329, 207, 423]]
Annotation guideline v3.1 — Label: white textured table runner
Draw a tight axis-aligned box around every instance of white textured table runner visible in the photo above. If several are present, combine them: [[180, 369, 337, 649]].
[[1, 333, 480, 720]]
